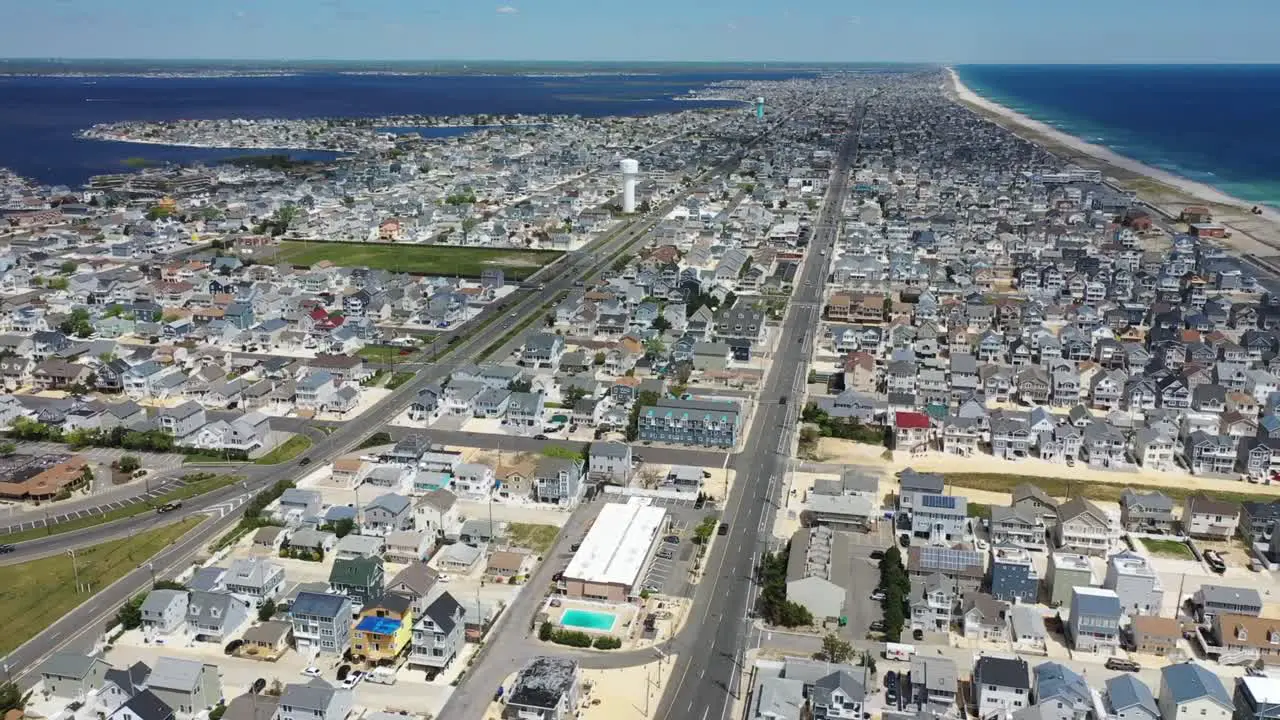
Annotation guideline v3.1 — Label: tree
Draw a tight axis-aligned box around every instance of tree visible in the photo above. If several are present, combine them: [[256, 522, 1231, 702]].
[[0, 442, 14, 457], [592, 351, 606, 366], [820, 634, 854, 663], [643, 337, 666, 357], [651, 315, 671, 332], [327, 517, 355, 538], [258, 599, 278, 622], [116, 455, 142, 474], [562, 385, 590, 406], [0, 682, 29, 715], [59, 260, 78, 275], [539, 621, 553, 641], [461, 216, 479, 242], [508, 379, 533, 393], [48, 276, 69, 291], [153, 580, 186, 591], [626, 390, 660, 441], [265, 680, 284, 697], [114, 593, 146, 630]]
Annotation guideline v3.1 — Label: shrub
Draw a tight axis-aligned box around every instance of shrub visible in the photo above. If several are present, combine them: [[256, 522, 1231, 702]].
[[550, 630, 593, 648], [592, 636, 622, 650], [538, 621, 553, 641]]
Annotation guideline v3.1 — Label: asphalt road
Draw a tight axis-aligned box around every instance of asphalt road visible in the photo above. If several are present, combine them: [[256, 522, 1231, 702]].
[[653, 103, 865, 720]]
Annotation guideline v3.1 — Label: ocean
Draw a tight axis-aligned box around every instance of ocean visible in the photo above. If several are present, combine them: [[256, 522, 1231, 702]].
[[0, 70, 792, 188], [956, 65, 1280, 209]]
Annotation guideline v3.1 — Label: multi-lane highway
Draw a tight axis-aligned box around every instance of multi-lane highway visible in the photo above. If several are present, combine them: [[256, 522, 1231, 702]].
[[653, 103, 864, 720]]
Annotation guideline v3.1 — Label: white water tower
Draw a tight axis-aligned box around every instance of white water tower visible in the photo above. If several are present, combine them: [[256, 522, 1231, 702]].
[[620, 158, 639, 213]]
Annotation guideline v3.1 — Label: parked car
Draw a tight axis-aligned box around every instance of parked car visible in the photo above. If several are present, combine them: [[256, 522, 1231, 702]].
[[870, 590, 886, 601], [341, 671, 365, 690], [303, 667, 322, 678], [1205, 550, 1227, 573], [336, 666, 351, 681], [1104, 658, 1141, 672], [251, 678, 266, 694], [899, 534, 910, 547], [224, 639, 243, 655], [663, 535, 680, 544], [870, 620, 886, 632], [717, 522, 729, 536], [870, 550, 885, 560]]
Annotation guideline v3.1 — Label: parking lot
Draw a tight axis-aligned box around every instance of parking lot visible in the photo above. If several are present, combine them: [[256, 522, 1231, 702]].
[[830, 523, 894, 642], [639, 494, 718, 598]]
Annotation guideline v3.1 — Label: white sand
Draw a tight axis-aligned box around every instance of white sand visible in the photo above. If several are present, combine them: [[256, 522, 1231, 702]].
[[945, 67, 1280, 252]]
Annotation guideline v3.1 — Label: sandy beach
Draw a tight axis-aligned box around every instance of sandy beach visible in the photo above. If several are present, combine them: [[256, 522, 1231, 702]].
[[944, 67, 1280, 258]]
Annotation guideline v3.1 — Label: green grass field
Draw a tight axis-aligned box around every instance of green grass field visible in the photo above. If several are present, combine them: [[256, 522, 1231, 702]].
[[1140, 537, 1194, 558], [0, 475, 237, 544], [507, 523, 561, 556], [255, 435, 313, 465], [385, 372, 416, 390], [275, 241, 560, 280], [0, 517, 202, 654]]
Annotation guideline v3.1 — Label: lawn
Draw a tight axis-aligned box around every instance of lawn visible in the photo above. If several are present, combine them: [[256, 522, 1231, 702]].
[[1141, 537, 1194, 559], [254, 434, 313, 465], [0, 517, 202, 655], [506, 523, 561, 556], [0, 475, 237, 544], [385, 372, 416, 390], [357, 345, 416, 364], [275, 241, 561, 280], [938, 472, 1280, 507]]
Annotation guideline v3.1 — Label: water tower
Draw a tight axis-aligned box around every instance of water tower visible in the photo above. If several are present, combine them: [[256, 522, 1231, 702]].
[[755, 97, 765, 120], [620, 158, 639, 213]]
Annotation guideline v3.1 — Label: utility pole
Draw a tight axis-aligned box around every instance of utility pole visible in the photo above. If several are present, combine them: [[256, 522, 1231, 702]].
[[67, 549, 81, 593]]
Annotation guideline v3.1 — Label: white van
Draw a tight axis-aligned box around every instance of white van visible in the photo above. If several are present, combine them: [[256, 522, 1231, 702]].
[[365, 668, 397, 685]]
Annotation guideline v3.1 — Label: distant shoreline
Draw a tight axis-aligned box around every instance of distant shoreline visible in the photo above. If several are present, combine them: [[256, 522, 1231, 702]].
[[944, 66, 1280, 256]]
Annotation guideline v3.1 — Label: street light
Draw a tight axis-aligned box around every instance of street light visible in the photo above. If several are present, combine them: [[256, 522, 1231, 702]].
[[67, 549, 81, 593]]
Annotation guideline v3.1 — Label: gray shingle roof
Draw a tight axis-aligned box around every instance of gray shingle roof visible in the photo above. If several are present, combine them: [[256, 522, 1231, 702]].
[[974, 656, 1029, 690], [1161, 662, 1231, 707], [1106, 675, 1157, 717]]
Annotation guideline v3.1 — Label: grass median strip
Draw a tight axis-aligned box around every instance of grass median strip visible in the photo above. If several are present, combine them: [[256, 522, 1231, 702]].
[[254, 434, 313, 465], [385, 372, 416, 390], [478, 292, 567, 361], [275, 242, 560, 280], [0, 516, 202, 655], [938, 472, 1280, 507], [0, 474, 238, 544]]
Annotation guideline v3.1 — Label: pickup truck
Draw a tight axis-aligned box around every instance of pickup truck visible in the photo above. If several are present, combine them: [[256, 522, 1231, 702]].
[[364, 668, 396, 685]]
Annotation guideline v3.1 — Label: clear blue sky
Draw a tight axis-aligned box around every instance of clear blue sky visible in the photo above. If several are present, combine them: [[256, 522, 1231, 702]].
[[6, 0, 1280, 63]]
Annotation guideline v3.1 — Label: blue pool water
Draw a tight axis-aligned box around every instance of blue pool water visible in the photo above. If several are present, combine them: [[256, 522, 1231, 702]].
[[560, 609, 617, 632]]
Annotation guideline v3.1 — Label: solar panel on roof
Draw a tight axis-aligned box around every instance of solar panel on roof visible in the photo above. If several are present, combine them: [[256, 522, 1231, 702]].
[[920, 494, 957, 510]]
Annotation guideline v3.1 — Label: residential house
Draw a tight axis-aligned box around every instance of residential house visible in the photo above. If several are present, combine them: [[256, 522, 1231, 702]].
[[1119, 489, 1177, 534], [989, 506, 1047, 552], [140, 589, 189, 637], [1182, 494, 1240, 540], [328, 556, 385, 606], [1103, 551, 1163, 617], [289, 591, 352, 656], [224, 558, 286, 607], [534, 457, 584, 508], [363, 493, 414, 535], [277, 681, 352, 720], [1192, 585, 1263, 622], [972, 656, 1030, 719], [409, 590, 466, 670], [1106, 675, 1160, 720], [185, 590, 251, 642], [1157, 663, 1231, 720], [1131, 615, 1180, 656], [1047, 552, 1095, 607], [145, 657, 223, 719], [990, 544, 1040, 603], [505, 657, 580, 720], [1055, 497, 1115, 556], [351, 593, 413, 664], [39, 652, 111, 702], [1068, 587, 1122, 653]]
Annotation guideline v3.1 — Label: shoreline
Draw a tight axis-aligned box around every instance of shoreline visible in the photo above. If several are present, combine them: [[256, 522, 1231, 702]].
[[943, 66, 1280, 257]]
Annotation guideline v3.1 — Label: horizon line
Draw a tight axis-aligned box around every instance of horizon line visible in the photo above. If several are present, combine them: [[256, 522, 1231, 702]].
[[3, 58, 1280, 66]]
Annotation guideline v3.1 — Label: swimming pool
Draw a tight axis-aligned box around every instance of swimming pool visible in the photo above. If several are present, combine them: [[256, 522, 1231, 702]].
[[560, 609, 617, 632]]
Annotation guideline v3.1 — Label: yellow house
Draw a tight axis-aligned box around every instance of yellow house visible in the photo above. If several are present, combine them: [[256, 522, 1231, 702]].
[[351, 593, 413, 663]]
